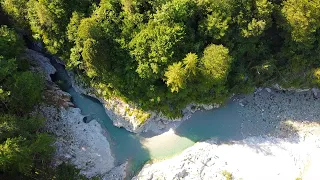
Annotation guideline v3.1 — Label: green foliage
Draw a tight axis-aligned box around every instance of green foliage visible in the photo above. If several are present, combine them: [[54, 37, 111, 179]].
[[164, 62, 187, 93], [0, 25, 56, 179], [1, 4, 320, 179], [2, 0, 320, 119], [67, 12, 84, 43], [222, 170, 233, 180], [199, 0, 233, 40], [129, 22, 185, 79], [1, 0, 29, 28], [240, 0, 274, 38], [0, 25, 24, 59], [282, 0, 320, 47], [0, 137, 33, 175], [22, 0, 93, 57], [0, 113, 54, 177], [201, 44, 232, 86], [10, 71, 44, 113], [183, 53, 198, 76], [55, 163, 89, 180], [0, 56, 16, 82]]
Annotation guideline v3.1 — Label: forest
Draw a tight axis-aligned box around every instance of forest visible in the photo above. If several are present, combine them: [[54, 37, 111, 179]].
[[0, 0, 320, 178], [2, 0, 320, 117]]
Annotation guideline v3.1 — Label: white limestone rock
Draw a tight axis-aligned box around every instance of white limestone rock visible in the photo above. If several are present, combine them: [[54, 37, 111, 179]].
[[39, 105, 115, 178], [25, 49, 56, 81], [265, 88, 272, 93], [312, 88, 320, 98], [133, 121, 320, 180]]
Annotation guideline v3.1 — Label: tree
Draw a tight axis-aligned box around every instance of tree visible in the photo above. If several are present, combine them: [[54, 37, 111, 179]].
[[0, 114, 18, 142], [1, 0, 29, 28], [9, 71, 44, 114], [201, 44, 232, 88], [153, 0, 198, 24], [198, 0, 233, 40], [282, 0, 320, 47], [26, 0, 93, 56], [164, 62, 187, 93], [183, 53, 198, 76], [0, 137, 33, 176], [129, 22, 185, 79], [67, 12, 84, 43], [0, 25, 24, 59], [241, 0, 274, 37], [0, 25, 55, 179], [0, 56, 16, 82]]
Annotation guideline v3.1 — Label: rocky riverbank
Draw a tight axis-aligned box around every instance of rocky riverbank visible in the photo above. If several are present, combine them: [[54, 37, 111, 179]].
[[70, 73, 220, 134], [134, 121, 320, 180], [134, 88, 320, 180], [26, 49, 116, 178]]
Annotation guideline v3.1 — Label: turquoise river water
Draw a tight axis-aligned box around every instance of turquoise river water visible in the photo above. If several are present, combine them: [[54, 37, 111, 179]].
[[68, 88, 245, 176]]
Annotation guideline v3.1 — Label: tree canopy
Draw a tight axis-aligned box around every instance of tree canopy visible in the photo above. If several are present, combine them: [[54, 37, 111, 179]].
[[2, 0, 320, 117]]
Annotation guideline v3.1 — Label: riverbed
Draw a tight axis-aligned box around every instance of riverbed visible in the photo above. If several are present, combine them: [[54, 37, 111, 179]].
[[67, 85, 320, 178]]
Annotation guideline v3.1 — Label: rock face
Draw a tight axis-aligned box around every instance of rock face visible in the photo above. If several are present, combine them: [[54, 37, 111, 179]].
[[103, 161, 128, 180], [25, 49, 56, 81], [70, 73, 221, 134], [39, 106, 115, 177], [42, 82, 74, 108], [134, 121, 320, 180], [69, 77, 145, 133]]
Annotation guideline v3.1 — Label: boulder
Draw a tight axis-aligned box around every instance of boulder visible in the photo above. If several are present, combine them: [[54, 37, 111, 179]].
[[312, 88, 320, 99]]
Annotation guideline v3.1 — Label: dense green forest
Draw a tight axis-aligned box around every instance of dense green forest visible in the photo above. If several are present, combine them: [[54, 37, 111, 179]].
[[0, 23, 54, 179], [2, 0, 320, 118], [0, 9, 92, 180]]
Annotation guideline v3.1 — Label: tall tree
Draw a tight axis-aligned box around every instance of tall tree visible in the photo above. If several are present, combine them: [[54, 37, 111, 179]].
[[282, 0, 320, 48], [164, 62, 187, 93], [201, 44, 232, 93]]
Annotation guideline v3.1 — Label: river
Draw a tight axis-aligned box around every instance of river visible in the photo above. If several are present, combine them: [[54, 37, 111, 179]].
[[68, 87, 248, 176], [48, 51, 247, 176]]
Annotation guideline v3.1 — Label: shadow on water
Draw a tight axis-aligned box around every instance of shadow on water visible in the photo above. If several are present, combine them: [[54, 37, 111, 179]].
[[174, 102, 244, 144], [174, 89, 320, 155]]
